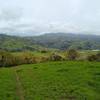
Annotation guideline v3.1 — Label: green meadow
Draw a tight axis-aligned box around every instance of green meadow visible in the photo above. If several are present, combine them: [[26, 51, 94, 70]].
[[0, 61, 100, 100]]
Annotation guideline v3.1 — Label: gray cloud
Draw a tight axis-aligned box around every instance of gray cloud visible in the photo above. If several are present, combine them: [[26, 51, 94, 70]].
[[0, 0, 100, 35], [0, 7, 22, 22]]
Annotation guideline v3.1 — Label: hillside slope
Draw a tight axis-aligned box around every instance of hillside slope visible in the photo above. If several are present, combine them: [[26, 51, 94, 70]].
[[0, 33, 100, 51], [0, 34, 45, 51], [27, 33, 100, 50]]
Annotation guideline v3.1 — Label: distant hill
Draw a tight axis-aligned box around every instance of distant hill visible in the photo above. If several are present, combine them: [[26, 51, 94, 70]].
[[0, 34, 45, 52], [27, 33, 100, 50], [0, 33, 100, 51]]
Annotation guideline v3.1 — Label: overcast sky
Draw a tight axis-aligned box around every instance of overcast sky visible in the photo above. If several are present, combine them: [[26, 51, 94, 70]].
[[0, 0, 100, 35]]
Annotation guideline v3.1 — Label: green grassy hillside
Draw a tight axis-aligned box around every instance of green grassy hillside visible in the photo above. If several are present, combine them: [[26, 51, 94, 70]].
[[0, 61, 100, 100], [0, 34, 46, 52]]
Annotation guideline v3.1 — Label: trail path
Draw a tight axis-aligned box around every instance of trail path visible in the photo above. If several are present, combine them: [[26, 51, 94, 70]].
[[13, 68, 25, 100]]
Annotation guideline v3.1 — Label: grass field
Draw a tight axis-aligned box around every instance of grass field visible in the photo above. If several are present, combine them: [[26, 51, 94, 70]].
[[0, 61, 100, 100]]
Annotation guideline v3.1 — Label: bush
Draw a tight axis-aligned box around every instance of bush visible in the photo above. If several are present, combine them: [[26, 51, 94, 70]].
[[39, 56, 49, 62], [87, 52, 100, 62], [17, 52, 37, 64], [0, 51, 38, 67], [41, 50, 48, 53], [67, 49, 79, 60], [96, 52, 100, 61], [49, 53, 63, 61], [87, 55, 98, 61], [0, 51, 15, 67]]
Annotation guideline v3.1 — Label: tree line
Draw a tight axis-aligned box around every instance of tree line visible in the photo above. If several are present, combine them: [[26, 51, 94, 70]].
[[0, 49, 100, 67]]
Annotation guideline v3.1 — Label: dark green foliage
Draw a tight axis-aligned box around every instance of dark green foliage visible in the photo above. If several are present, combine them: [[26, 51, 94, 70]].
[[96, 52, 100, 61], [67, 49, 79, 60], [87, 52, 100, 61], [87, 55, 98, 61], [41, 50, 48, 53], [49, 53, 63, 61]]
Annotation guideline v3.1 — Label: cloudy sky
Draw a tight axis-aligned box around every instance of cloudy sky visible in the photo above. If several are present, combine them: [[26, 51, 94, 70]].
[[0, 0, 100, 35]]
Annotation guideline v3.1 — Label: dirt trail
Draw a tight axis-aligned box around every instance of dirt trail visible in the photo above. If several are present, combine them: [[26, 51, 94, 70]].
[[14, 68, 25, 100]]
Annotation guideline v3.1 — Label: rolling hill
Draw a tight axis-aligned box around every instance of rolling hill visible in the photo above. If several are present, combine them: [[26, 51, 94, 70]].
[[29, 33, 100, 50], [0, 33, 100, 51], [0, 34, 45, 52]]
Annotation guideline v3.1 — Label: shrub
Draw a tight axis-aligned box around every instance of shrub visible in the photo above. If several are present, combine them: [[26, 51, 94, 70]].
[[41, 50, 48, 53], [39, 56, 49, 62], [87, 52, 100, 62], [96, 52, 100, 61], [18, 52, 37, 64], [49, 53, 63, 61], [0, 51, 37, 67], [0, 51, 15, 67], [87, 55, 98, 61], [67, 49, 79, 60]]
